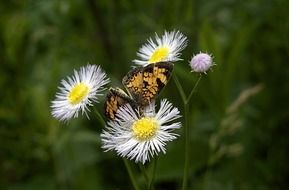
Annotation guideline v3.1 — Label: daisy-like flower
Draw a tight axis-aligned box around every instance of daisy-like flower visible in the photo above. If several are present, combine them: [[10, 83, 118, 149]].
[[133, 30, 188, 66], [51, 64, 109, 121], [101, 99, 181, 164], [190, 52, 214, 73]]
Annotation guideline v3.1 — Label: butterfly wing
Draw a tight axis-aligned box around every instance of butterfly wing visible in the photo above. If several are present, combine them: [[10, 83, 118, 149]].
[[122, 66, 144, 104], [122, 62, 173, 106], [141, 61, 173, 105], [104, 87, 136, 120]]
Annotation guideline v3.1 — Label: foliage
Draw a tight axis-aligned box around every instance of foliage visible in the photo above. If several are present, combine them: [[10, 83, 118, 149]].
[[1, 0, 289, 189]]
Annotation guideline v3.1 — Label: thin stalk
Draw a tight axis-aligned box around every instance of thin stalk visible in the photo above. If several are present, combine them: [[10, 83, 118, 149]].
[[186, 75, 202, 104], [182, 75, 202, 190], [173, 73, 187, 103], [123, 158, 140, 190], [93, 106, 106, 127], [139, 164, 149, 189], [182, 103, 190, 190], [149, 158, 158, 190]]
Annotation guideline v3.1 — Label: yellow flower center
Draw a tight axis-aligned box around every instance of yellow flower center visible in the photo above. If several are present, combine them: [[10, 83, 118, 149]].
[[132, 117, 159, 141], [68, 83, 89, 105], [148, 46, 169, 63]]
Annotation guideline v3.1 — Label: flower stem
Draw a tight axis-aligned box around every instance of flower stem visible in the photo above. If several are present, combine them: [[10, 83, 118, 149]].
[[93, 106, 106, 127], [173, 73, 187, 103], [149, 158, 158, 190], [139, 164, 149, 189], [182, 103, 190, 190], [182, 75, 202, 190], [186, 75, 202, 104], [123, 158, 140, 190]]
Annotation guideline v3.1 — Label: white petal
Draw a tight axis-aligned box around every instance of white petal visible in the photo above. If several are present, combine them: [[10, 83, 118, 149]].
[[101, 99, 182, 163], [51, 64, 109, 121], [133, 30, 188, 66]]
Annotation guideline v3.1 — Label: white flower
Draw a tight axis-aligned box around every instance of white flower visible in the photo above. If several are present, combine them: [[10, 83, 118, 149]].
[[51, 64, 109, 121], [190, 52, 214, 73], [101, 99, 182, 164], [133, 30, 188, 66]]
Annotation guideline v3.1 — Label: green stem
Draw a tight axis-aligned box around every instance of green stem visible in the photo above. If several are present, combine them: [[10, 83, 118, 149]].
[[182, 103, 190, 190], [173, 73, 187, 103], [139, 164, 149, 189], [186, 75, 202, 104], [123, 158, 140, 190], [149, 158, 158, 190], [93, 106, 106, 127], [182, 75, 202, 190]]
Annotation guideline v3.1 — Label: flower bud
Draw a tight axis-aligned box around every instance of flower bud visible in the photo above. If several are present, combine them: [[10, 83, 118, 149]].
[[190, 52, 214, 73]]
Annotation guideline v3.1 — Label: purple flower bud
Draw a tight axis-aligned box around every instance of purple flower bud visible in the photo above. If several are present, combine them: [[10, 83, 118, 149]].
[[190, 52, 214, 73]]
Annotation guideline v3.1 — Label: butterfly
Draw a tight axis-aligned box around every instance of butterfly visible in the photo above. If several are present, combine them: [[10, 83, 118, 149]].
[[104, 62, 173, 120]]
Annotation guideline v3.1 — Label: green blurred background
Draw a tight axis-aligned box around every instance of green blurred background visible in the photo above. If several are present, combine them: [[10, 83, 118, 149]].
[[1, 0, 289, 189]]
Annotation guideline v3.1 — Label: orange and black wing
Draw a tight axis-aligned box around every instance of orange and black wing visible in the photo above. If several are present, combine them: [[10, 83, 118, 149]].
[[141, 61, 173, 105], [104, 87, 136, 120], [122, 62, 173, 106]]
